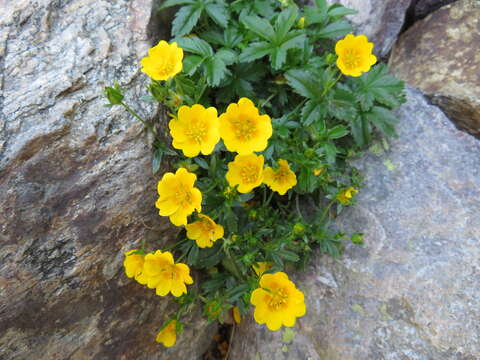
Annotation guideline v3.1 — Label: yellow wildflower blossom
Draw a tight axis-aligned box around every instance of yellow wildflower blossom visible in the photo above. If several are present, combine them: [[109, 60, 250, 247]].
[[141, 40, 183, 81], [226, 153, 264, 193], [251, 272, 306, 331], [156, 320, 177, 347], [335, 34, 377, 77], [252, 262, 272, 276], [219, 98, 272, 155], [186, 214, 224, 248], [155, 168, 202, 226], [144, 250, 193, 297], [262, 159, 297, 195], [336, 186, 358, 205], [169, 104, 220, 157], [233, 306, 242, 324], [123, 250, 148, 285], [313, 168, 323, 176]]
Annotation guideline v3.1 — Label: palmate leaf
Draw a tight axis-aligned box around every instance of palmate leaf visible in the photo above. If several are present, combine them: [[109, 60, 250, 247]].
[[240, 13, 276, 42], [353, 64, 406, 111], [274, 5, 299, 44], [171, 4, 203, 37], [285, 69, 321, 99], [315, 20, 352, 38], [205, 2, 230, 28], [204, 55, 229, 87], [239, 41, 274, 63], [176, 37, 214, 57]]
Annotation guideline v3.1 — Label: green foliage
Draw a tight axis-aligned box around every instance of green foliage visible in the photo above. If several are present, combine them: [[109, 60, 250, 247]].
[[107, 0, 405, 333]]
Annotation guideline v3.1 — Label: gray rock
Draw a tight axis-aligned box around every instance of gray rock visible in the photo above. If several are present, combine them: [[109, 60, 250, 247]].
[[413, 0, 458, 19], [0, 0, 213, 359], [229, 88, 480, 360], [325, 0, 412, 57], [389, 0, 480, 138]]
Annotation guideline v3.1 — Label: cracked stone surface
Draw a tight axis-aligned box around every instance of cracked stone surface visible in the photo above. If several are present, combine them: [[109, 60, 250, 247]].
[[0, 0, 213, 359], [229, 88, 480, 360], [325, 0, 412, 57], [389, 0, 480, 138]]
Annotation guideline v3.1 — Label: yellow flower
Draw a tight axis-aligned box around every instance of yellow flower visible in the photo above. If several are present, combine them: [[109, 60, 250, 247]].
[[251, 272, 306, 331], [156, 320, 177, 347], [335, 34, 377, 77], [169, 104, 220, 157], [226, 153, 264, 193], [233, 306, 242, 324], [123, 250, 148, 285], [262, 159, 297, 195], [336, 186, 358, 205], [155, 168, 202, 226], [252, 262, 272, 276], [313, 168, 324, 176], [141, 40, 183, 81], [219, 98, 272, 155], [144, 250, 193, 297], [186, 214, 224, 248]]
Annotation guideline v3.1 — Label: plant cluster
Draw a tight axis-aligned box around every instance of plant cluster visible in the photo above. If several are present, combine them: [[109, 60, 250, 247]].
[[105, 0, 405, 347]]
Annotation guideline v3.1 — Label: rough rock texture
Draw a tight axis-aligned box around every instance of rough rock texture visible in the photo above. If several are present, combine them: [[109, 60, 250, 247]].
[[229, 88, 480, 360], [412, 0, 458, 18], [326, 0, 412, 56], [0, 1, 213, 359], [389, 0, 480, 138]]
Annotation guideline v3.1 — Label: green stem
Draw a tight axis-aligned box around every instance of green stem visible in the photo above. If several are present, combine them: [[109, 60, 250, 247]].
[[321, 72, 342, 98], [295, 195, 304, 221], [319, 200, 335, 223], [121, 101, 157, 136], [259, 93, 275, 110], [163, 238, 189, 252]]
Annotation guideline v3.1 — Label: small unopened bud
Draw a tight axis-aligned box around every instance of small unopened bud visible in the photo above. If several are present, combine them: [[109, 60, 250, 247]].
[[104, 84, 124, 105], [293, 223, 305, 235], [298, 17, 305, 29]]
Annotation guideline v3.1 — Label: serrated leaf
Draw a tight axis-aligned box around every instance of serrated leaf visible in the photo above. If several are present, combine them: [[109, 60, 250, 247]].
[[275, 6, 299, 44], [171, 5, 203, 37], [327, 125, 349, 139], [350, 115, 371, 147], [354, 64, 406, 110], [177, 36, 214, 57], [328, 5, 358, 18], [201, 30, 225, 46], [216, 48, 237, 66], [183, 55, 205, 76], [205, 2, 230, 28], [160, 0, 195, 9], [239, 41, 273, 63], [204, 56, 228, 87], [363, 106, 398, 137], [240, 13, 276, 42], [301, 100, 321, 126], [305, 5, 327, 26], [285, 69, 321, 99], [316, 20, 352, 38], [224, 27, 244, 48]]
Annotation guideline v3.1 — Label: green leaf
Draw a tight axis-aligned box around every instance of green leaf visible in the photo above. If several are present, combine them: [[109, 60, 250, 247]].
[[322, 142, 337, 163], [240, 13, 276, 42], [350, 115, 371, 147], [204, 56, 228, 87], [183, 55, 205, 75], [274, 6, 299, 44], [277, 249, 300, 262], [205, 2, 230, 28], [315, 20, 352, 38], [327, 125, 349, 139], [152, 148, 163, 174], [328, 5, 358, 18], [363, 106, 398, 137], [224, 27, 244, 48], [298, 168, 316, 193], [194, 157, 209, 169], [354, 64, 406, 110], [285, 69, 321, 99], [201, 30, 225, 46], [239, 41, 273, 63], [216, 48, 237, 65], [187, 243, 200, 265], [301, 100, 322, 126], [159, 0, 195, 9], [171, 4, 203, 37], [177, 36, 213, 57]]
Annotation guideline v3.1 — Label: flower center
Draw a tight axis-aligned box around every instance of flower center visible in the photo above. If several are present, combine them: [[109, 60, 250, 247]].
[[267, 288, 289, 311], [156, 57, 175, 77], [273, 168, 289, 183], [232, 114, 256, 141], [343, 49, 362, 69], [240, 164, 259, 184], [163, 265, 180, 280], [200, 218, 216, 237], [174, 184, 192, 207], [184, 118, 207, 144]]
